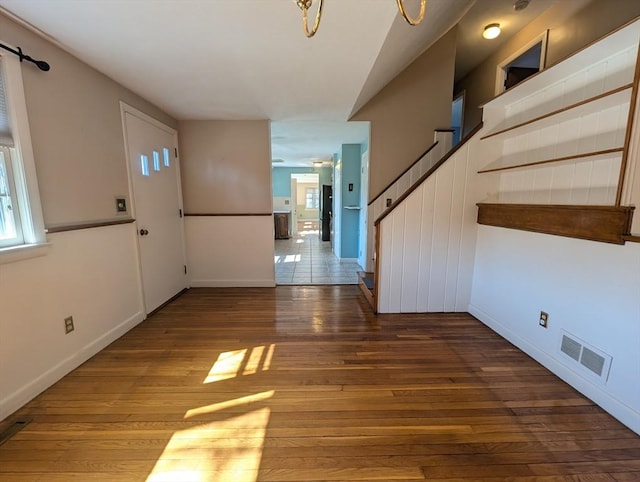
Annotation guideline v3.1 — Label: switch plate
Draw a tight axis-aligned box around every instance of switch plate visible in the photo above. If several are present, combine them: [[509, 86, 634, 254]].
[[115, 197, 127, 213], [348, 183, 353, 192]]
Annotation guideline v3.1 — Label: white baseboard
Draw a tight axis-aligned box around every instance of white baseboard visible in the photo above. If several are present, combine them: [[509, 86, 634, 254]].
[[468, 304, 640, 435], [0, 310, 145, 420], [190, 279, 276, 288]]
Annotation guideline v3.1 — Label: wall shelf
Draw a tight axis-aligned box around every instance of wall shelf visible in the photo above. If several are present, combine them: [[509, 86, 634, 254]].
[[477, 203, 634, 244]]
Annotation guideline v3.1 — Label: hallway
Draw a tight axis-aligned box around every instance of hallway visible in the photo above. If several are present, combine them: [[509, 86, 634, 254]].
[[274, 226, 362, 285]]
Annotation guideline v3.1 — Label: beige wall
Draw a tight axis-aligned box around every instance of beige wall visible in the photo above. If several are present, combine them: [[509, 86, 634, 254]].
[[456, 0, 640, 136], [0, 13, 176, 226], [351, 28, 457, 201], [179, 120, 272, 214]]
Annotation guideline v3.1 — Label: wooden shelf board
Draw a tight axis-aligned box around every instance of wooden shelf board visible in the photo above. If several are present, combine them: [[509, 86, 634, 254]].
[[477, 203, 634, 244]]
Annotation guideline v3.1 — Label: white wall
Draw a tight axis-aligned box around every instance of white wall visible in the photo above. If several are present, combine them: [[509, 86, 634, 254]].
[[469, 226, 640, 434], [185, 216, 275, 287], [0, 224, 145, 419]]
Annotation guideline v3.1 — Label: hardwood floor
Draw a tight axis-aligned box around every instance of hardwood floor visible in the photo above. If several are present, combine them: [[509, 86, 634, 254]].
[[1, 286, 639, 481]]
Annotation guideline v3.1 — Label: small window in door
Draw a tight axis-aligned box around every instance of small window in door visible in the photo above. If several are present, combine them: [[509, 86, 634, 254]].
[[153, 151, 161, 172], [141, 154, 150, 176]]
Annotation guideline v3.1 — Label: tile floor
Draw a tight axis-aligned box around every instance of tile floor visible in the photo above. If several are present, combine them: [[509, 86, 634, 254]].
[[274, 227, 362, 285]]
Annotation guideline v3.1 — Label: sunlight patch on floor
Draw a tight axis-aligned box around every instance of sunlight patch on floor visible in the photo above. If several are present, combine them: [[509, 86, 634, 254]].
[[204, 349, 247, 383], [146, 407, 271, 482], [185, 390, 274, 419], [204, 345, 276, 384]]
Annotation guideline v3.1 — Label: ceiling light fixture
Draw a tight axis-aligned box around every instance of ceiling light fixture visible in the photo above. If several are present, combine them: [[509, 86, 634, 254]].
[[295, 0, 426, 38], [482, 23, 501, 40], [313, 161, 324, 166]]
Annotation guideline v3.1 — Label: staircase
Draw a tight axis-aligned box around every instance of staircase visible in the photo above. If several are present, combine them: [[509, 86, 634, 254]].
[[359, 125, 483, 313], [361, 18, 640, 314]]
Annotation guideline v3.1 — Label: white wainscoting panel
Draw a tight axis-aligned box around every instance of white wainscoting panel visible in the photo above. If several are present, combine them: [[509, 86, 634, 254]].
[[185, 215, 276, 287], [366, 131, 452, 272], [377, 139, 481, 313], [0, 223, 145, 419]]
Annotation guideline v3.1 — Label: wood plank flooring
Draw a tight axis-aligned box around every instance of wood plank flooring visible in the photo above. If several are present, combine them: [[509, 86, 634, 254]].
[[1, 286, 639, 481]]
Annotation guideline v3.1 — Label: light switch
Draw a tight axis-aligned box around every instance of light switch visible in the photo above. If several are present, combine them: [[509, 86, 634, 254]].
[[115, 197, 127, 213]]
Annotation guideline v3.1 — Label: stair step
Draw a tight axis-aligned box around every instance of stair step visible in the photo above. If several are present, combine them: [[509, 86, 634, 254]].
[[357, 272, 376, 313]]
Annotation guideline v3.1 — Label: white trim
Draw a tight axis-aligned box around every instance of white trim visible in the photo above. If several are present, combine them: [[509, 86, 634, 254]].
[[0, 241, 49, 265], [495, 30, 549, 96], [0, 309, 145, 420], [468, 303, 640, 435]]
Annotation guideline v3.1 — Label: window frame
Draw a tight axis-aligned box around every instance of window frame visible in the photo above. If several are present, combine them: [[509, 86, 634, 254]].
[[305, 187, 319, 209], [0, 146, 24, 247], [0, 49, 47, 263]]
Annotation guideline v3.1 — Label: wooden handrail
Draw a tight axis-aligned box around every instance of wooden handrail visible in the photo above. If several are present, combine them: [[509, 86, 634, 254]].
[[375, 122, 484, 227], [368, 141, 440, 207]]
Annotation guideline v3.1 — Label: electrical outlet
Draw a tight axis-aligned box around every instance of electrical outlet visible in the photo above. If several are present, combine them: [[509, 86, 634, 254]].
[[539, 311, 549, 328], [64, 316, 74, 334]]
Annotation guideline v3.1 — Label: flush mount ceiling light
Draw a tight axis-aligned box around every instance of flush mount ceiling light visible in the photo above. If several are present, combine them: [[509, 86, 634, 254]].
[[295, 0, 426, 38], [313, 160, 324, 166], [483, 23, 501, 40]]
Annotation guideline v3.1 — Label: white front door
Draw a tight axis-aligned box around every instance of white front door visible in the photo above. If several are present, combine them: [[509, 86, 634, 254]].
[[123, 107, 187, 314]]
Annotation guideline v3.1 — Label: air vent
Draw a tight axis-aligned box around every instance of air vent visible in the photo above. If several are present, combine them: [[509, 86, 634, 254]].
[[560, 335, 581, 361], [560, 331, 612, 382]]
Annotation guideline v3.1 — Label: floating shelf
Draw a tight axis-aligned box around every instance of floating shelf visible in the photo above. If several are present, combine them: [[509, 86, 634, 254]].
[[477, 203, 634, 244]]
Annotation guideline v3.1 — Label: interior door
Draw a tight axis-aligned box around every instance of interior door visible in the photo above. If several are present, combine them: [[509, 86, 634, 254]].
[[123, 109, 187, 314]]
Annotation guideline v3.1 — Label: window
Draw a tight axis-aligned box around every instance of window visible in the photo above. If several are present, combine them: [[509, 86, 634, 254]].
[[305, 187, 319, 209], [0, 51, 46, 258]]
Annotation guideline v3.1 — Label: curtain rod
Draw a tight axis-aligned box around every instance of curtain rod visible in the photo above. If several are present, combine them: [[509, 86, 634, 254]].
[[0, 43, 49, 71]]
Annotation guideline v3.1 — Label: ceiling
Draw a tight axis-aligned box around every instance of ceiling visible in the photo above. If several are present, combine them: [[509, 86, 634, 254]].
[[0, 0, 558, 167]]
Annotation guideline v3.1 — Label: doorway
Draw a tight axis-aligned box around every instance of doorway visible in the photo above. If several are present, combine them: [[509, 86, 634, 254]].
[[451, 92, 465, 146], [496, 31, 548, 94], [291, 173, 320, 234]]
